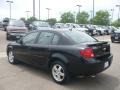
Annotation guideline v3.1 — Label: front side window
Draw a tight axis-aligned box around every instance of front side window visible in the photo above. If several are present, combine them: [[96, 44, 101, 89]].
[[22, 32, 39, 44], [52, 35, 60, 45], [37, 32, 54, 45]]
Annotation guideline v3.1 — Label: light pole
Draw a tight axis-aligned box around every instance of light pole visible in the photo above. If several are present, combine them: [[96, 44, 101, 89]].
[[93, 0, 95, 19], [39, 0, 40, 20], [76, 5, 82, 13], [116, 5, 120, 21], [46, 8, 51, 20], [26, 11, 30, 19], [33, 0, 35, 18], [110, 9, 114, 21], [6, 0, 13, 19]]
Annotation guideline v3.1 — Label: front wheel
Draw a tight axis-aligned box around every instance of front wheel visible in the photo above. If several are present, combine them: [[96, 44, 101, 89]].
[[50, 61, 69, 84], [8, 50, 18, 64]]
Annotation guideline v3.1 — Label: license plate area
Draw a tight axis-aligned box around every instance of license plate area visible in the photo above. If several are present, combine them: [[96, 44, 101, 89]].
[[115, 36, 118, 39], [104, 61, 109, 68]]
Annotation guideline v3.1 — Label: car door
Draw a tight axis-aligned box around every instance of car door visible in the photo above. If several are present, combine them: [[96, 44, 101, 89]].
[[27, 31, 55, 66], [14, 31, 39, 63]]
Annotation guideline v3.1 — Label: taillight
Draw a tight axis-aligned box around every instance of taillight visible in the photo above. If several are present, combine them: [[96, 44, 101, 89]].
[[80, 48, 95, 59]]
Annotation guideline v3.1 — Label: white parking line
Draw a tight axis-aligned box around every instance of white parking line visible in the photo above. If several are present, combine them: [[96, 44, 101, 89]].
[[0, 52, 7, 58]]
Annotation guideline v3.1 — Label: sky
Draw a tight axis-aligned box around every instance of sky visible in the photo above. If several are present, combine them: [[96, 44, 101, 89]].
[[0, 0, 120, 21]]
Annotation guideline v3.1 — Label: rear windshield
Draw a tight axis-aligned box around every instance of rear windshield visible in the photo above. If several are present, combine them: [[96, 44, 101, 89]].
[[63, 30, 97, 44], [9, 20, 25, 27]]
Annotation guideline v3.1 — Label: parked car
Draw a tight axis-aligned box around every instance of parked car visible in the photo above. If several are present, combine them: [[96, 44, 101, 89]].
[[7, 29, 113, 84], [6, 20, 28, 40], [53, 23, 65, 29], [2, 18, 9, 31], [29, 21, 52, 31], [111, 30, 120, 43], [83, 25, 97, 36], [64, 23, 88, 33], [93, 25, 105, 35], [0, 21, 3, 30]]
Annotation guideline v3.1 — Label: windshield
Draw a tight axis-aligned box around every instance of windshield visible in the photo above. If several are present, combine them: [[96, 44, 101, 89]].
[[63, 31, 97, 44], [33, 21, 50, 27], [9, 20, 25, 27]]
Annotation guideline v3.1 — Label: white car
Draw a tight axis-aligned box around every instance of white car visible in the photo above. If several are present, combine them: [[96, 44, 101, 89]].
[[64, 23, 88, 33]]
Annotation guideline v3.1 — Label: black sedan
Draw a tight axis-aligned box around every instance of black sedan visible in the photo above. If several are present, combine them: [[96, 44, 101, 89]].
[[111, 30, 120, 43], [7, 29, 113, 84]]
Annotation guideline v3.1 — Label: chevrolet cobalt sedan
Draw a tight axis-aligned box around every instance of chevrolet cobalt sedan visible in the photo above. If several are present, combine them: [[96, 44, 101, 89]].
[[7, 29, 113, 84]]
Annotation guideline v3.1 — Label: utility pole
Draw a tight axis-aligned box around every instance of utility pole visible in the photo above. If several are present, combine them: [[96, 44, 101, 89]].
[[46, 8, 51, 20], [6, 0, 13, 19], [93, 0, 95, 19], [26, 11, 30, 19], [39, 0, 40, 20], [116, 5, 120, 21], [76, 5, 82, 13], [33, 0, 35, 18]]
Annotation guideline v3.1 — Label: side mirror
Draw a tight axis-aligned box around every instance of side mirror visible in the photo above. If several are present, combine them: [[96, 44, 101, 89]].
[[16, 37, 23, 44]]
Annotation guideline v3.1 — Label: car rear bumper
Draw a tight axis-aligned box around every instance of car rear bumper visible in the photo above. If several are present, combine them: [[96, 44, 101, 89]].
[[111, 36, 120, 41], [68, 55, 113, 76]]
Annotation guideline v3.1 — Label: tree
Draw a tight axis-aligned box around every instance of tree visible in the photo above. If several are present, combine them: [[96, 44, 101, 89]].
[[60, 12, 75, 23], [46, 18, 57, 26], [112, 19, 120, 27], [93, 10, 110, 25], [27, 17, 37, 23], [76, 11, 89, 24]]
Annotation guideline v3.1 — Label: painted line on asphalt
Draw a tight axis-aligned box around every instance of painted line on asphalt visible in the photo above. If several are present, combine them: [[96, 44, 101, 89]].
[[0, 52, 7, 58]]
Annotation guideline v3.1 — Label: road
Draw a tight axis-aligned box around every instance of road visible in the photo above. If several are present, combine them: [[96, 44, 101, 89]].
[[0, 30, 120, 90]]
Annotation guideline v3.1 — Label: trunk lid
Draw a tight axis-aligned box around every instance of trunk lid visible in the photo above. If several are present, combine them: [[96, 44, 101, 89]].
[[82, 41, 110, 58]]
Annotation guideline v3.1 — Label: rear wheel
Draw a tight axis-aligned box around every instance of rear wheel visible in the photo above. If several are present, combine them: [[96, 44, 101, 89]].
[[50, 61, 69, 84]]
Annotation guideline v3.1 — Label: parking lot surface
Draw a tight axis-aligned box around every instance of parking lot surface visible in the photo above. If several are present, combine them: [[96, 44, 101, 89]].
[[0, 30, 120, 90]]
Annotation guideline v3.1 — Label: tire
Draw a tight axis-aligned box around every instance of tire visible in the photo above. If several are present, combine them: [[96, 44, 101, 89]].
[[50, 61, 69, 84], [8, 50, 18, 64], [111, 39, 114, 43], [6, 36, 9, 40]]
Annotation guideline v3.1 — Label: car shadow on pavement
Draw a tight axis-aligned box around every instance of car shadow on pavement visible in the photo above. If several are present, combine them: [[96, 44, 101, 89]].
[[65, 73, 120, 90]]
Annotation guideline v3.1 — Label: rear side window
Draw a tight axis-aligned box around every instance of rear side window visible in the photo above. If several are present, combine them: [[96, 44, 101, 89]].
[[37, 32, 54, 45], [63, 31, 97, 44]]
